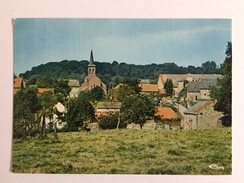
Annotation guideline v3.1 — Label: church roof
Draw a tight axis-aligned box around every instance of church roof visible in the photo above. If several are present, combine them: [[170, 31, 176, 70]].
[[80, 75, 107, 94]]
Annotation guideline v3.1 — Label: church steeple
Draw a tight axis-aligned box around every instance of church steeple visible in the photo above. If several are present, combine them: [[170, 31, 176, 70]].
[[88, 49, 96, 76], [89, 49, 95, 66]]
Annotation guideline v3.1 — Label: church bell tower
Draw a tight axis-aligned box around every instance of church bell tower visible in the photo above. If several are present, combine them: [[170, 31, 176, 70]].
[[88, 50, 96, 76]]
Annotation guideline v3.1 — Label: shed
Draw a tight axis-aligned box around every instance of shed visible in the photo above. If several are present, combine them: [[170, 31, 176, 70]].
[[183, 101, 223, 130]]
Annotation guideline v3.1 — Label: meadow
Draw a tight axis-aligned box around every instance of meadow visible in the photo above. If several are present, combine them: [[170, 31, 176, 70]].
[[12, 128, 232, 174]]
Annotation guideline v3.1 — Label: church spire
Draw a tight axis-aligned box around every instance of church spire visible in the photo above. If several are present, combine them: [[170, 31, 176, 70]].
[[88, 49, 96, 76], [89, 49, 95, 66]]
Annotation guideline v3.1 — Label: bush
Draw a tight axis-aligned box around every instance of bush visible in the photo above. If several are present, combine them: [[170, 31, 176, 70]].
[[13, 119, 26, 139], [98, 113, 126, 130]]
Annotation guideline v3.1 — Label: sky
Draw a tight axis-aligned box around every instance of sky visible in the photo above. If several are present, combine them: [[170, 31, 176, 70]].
[[14, 18, 231, 75]]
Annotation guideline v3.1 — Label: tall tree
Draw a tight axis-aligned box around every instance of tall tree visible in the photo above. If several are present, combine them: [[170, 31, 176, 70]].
[[211, 42, 232, 126], [39, 91, 58, 138], [64, 97, 95, 131], [78, 86, 105, 103], [113, 78, 140, 103], [54, 79, 71, 98], [121, 95, 155, 129], [13, 87, 42, 138], [201, 61, 218, 74], [164, 79, 174, 97]]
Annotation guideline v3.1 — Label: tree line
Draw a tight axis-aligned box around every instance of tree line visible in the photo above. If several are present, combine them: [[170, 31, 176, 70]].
[[18, 60, 220, 88]]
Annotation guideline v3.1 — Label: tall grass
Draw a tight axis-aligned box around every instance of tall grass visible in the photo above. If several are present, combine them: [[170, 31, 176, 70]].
[[12, 128, 231, 174]]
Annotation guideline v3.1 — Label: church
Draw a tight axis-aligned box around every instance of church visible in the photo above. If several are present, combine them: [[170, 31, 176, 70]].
[[80, 50, 107, 94]]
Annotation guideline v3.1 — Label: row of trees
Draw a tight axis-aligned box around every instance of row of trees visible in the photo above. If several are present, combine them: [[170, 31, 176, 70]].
[[19, 60, 221, 89]]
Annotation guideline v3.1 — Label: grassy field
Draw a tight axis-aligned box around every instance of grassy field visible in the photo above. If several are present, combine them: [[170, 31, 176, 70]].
[[12, 128, 232, 174]]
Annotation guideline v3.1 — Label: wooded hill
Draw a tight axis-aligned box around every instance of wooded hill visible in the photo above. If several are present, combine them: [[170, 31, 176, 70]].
[[19, 60, 220, 85]]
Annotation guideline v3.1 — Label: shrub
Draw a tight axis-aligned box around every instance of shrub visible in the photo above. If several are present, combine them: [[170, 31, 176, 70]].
[[13, 119, 26, 139], [98, 113, 127, 130]]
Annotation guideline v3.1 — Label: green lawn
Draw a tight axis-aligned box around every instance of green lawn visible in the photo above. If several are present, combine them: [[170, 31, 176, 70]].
[[12, 128, 232, 174]]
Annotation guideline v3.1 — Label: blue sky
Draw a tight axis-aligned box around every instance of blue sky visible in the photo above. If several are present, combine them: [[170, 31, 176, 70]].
[[14, 18, 231, 75]]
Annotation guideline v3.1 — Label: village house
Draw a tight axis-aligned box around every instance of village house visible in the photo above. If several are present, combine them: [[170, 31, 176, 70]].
[[183, 100, 223, 130], [140, 79, 150, 84], [157, 73, 222, 98], [68, 79, 80, 98], [95, 101, 121, 118], [41, 102, 66, 130], [157, 74, 186, 97], [139, 83, 159, 94], [68, 79, 80, 88], [186, 79, 218, 102], [80, 50, 107, 95], [154, 107, 181, 129], [13, 77, 26, 95], [138, 78, 166, 95], [127, 107, 180, 130]]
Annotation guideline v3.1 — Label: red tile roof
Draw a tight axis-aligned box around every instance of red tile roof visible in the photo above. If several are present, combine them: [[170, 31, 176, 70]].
[[95, 111, 110, 118], [158, 89, 166, 94], [155, 107, 179, 119], [37, 88, 54, 94], [139, 84, 158, 92]]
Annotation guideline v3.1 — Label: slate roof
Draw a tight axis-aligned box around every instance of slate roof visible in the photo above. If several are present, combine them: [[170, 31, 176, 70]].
[[184, 101, 212, 114], [140, 79, 150, 84], [96, 101, 121, 109], [159, 74, 222, 87], [155, 107, 180, 119], [88, 50, 95, 66], [187, 79, 218, 92], [68, 79, 80, 87]]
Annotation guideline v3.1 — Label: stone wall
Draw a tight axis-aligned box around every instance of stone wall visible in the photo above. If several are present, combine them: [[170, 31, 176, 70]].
[[186, 91, 200, 102]]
